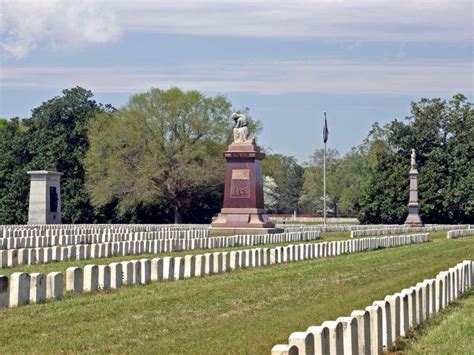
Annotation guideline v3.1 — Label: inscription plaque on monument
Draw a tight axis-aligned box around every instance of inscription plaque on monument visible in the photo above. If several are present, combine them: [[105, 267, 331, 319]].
[[230, 169, 250, 198], [211, 112, 282, 235]]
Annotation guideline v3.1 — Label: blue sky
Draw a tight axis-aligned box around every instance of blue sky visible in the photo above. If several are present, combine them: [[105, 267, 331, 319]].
[[0, 0, 472, 162]]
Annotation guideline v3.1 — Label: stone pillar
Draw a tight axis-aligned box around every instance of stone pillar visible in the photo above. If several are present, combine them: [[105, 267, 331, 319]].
[[211, 142, 283, 235], [404, 149, 423, 226], [27, 171, 63, 224]]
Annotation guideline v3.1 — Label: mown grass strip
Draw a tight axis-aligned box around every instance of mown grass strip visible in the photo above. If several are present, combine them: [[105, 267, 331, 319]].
[[0, 235, 471, 354]]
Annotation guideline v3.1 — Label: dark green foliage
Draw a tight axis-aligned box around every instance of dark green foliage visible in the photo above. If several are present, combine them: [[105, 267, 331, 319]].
[[0, 118, 31, 224], [0, 87, 114, 224], [358, 94, 473, 224]]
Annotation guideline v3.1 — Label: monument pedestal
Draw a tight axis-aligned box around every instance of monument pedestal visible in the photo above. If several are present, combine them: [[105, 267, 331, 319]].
[[405, 203, 424, 227], [211, 142, 283, 235], [404, 150, 424, 227]]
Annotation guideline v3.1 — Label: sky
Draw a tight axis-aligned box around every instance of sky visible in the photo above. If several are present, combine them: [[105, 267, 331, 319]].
[[0, 0, 472, 163]]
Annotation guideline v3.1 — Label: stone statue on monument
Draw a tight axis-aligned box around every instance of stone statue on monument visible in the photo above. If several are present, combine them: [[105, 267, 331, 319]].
[[231, 112, 251, 143], [411, 148, 416, 168]]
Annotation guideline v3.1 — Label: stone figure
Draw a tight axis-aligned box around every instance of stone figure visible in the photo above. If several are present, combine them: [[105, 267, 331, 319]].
[[411, 149, 416, 168], [232, 112, 250, 143]]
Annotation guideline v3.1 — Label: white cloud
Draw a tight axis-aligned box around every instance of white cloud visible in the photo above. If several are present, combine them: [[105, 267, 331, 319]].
[[1, 59, 470, 96], [112, 0, 472, 42], [1, 0, 471, 58], [0, 0, 121, 58]]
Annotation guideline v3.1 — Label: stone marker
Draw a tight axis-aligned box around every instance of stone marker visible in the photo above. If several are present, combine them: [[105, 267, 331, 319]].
[[401, 288, 417, 327], [384, 294, 401, 344], [321, 320, 344, 355], [194, 255, 205, 277], [47, 272, 63, 299], [121, 261, 133, 285], [0, 275, 9, 308], [66, 267, 83, 292], [337, 316, 359, 355], [174, 257, 185, 280], [365, 305, 383, 355], [163, 257, 175, 280], [271, 344, 298, 355], [306, 326, 329, 354], [84, 265, 99, 292], [29, 273, 46, 304], [288, 331, 314, 355], [140, 259, 151, 284], [98, 265, 111, 289], [351, 309, 371, 355], [9, 272, 30, 307], [395, 292, 409, 337], [373, 300, 392, 350], [151, 258, 163, 281], [109, 262, 123, 289], [184, 255, 195, 278], [130, 260, 142, 285]]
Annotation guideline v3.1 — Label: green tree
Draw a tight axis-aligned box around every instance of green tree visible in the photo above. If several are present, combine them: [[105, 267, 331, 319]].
[[85, 87, 250, 223], [0, 87, 113, 224], [299, 148, 340, 215], [299, 145, 371, 217], [358, 94, 473, 224], [0, 118, 31, 224], [262, 154, 304, 213]]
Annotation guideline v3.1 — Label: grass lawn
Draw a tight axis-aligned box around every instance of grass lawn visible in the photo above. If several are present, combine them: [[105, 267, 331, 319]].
[[0, 233, 471, 354], [394, 290, 474, 354]]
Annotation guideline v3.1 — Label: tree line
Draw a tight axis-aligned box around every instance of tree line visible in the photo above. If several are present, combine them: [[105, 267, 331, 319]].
[[0, 87, 472, 224]]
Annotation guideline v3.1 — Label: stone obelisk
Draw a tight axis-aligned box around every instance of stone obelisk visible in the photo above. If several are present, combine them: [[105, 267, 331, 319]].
[[404, 149, 423, 226], [211, 113, 283, 235]]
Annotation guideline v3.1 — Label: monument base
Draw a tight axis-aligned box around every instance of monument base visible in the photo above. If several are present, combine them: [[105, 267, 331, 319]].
[[404, 203, 424, 227], [404, 220, 424, 227], [209, 227, 284, 236]]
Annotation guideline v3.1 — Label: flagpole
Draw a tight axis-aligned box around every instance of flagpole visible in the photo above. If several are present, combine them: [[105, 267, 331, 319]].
[[323, 111, 327, 228]]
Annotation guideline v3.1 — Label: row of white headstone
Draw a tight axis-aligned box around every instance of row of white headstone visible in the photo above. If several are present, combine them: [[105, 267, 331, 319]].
[[0, 231, 321, 268], [0, 228, 317, 250], [350, 225, 471, 238], [0, 233, 429, 309], [271, 217, 360, 223], [447, 229, 474, 239], [272, 260, 473, 355], [0, 224, 211, 238]]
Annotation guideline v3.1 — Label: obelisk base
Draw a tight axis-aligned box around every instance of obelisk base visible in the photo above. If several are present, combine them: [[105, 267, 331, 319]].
[[404, 203, 424, 227]]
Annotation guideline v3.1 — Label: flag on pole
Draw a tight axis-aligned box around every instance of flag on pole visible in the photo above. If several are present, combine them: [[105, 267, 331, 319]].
[[323, 111, 329, 143]]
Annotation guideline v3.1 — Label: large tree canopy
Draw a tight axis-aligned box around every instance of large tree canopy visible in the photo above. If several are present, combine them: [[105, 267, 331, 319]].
[[0, 87, 113, 224], [358, 94, 473, 224], [85, 87, 246, 223]]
